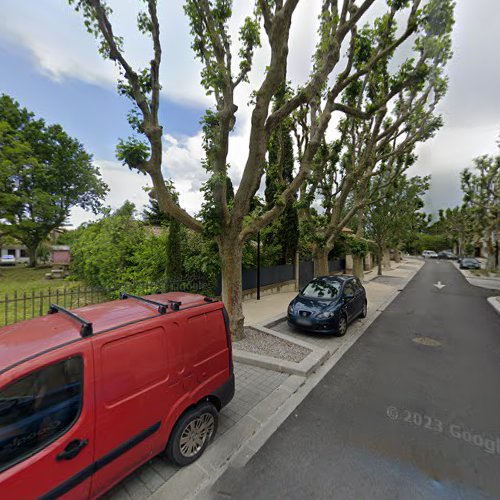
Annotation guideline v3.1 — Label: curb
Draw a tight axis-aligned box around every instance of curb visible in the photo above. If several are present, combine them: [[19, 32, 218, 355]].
[[233, 322, 329, 376], [487, 296, 500, 315]]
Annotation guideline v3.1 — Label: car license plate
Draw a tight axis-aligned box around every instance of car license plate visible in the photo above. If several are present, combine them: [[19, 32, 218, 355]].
[[297, 317, 312, 326]]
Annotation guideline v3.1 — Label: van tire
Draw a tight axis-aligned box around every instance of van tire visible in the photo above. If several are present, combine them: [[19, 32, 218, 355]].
[[165, 402, 218, 466]]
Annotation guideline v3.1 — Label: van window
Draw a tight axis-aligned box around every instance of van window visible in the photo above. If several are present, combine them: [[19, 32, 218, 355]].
[[0, 357, 83, 472]]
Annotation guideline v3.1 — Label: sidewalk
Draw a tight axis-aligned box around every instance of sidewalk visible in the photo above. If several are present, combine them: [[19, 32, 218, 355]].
[[108, 258, 423, 500]]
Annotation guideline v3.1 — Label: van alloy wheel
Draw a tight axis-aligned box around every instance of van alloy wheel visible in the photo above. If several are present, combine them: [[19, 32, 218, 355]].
[[179, 413, 215, 458], [166, 401, 219, 466]]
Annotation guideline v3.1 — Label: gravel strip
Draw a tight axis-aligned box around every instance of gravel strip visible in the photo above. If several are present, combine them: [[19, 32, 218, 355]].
[[235, 327, 311, 363]]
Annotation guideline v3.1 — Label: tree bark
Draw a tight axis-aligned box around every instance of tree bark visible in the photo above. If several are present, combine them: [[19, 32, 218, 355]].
[[27, 246, 37, 268], [382, 248, 391, 269], [352, 255, 364, 280], [219, 237, 245, 340], [377, 246, 383, 276], [313, 247, 329, 276], [486, 235, 495, 273], [394, 250, 401, 263]]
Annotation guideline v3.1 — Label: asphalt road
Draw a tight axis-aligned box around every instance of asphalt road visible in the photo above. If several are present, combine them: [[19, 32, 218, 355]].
[[207, 261, 500, 500]]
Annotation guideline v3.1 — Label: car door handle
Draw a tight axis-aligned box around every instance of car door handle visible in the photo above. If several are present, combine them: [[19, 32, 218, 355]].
[[57, 439, 88, 461]]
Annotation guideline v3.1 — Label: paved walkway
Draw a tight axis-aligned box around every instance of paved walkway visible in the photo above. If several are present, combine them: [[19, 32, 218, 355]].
[[106, 364, 287, 500]]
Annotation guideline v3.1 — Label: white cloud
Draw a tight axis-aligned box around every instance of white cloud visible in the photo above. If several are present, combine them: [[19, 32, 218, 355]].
[[69, 160, 151, 227]]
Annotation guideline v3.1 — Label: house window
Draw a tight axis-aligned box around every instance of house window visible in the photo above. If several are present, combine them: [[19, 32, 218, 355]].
[[7, 249, 15, 256], [19, 249, 27, 258]]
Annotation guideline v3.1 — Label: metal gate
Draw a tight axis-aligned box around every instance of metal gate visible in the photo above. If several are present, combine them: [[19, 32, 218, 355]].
[[299, 260, 314, 288]]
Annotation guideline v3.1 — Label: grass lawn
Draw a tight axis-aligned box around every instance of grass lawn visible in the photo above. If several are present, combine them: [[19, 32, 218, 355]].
[[0, 265, 106, 327], [0, 265, 81, 295]]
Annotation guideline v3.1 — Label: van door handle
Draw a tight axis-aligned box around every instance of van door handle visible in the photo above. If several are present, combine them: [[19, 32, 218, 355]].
[[57, 439, 88, 461]]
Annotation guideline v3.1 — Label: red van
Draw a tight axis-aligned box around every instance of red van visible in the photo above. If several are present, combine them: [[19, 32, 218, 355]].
[[0, 292, 234, 499]]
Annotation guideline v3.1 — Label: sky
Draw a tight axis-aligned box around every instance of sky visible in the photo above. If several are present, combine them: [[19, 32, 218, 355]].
[[0, 0, 499, 227]]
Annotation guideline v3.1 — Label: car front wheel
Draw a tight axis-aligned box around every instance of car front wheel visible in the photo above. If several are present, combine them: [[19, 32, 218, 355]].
[[166, 401, 218, 466], [336, 315, 348, 337], [360, 301, 367, 318]]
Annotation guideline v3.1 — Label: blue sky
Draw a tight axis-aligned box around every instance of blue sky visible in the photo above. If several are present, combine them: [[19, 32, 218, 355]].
[[1, 0, 499, 226], [0, 38, 204, 160]]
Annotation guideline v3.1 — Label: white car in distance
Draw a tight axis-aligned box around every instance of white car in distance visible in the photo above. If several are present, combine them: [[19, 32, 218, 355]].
[[0, 255, 16, 266], [422, 250, 438, 259]]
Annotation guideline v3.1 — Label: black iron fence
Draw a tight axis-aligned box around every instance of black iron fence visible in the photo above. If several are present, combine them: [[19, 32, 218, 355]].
[[0, 275, 213, 327]]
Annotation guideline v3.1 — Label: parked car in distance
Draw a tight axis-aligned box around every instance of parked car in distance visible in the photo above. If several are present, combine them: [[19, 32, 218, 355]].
[[287, 275, 367, 336], [0, 255, 16, 266], [459, 257, 481, 270], [422, 250, 438, 259], [438, 250, 457, 260], [0, 291, 234, 499]]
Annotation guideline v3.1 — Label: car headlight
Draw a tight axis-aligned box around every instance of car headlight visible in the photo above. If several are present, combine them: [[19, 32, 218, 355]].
[[317, 311, 334, 319], [288, 304, 294, 314]]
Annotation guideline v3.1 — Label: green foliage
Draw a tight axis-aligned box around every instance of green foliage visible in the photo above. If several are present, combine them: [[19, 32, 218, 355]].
[[366, 174, 430, 251], [461, 139, 500, 269], [70, 202, 147, 288], [166, 219, 183, 278], [182, 231, 220, 279], [345, 235, 370, 257], [410, 232, 451, 254], [116, 136, 150, 172], [0, 94, 108, 264], [263, 85, 299, 265]]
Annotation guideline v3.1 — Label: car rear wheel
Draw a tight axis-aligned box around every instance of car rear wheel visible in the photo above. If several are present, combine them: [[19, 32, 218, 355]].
[[336, 315, 348, 337], [165, 401, 218, 466], [360, 301, 367, 318]]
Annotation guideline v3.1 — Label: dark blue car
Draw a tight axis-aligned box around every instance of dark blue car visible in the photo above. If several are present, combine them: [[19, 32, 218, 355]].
[[287, 275, 367, 336]]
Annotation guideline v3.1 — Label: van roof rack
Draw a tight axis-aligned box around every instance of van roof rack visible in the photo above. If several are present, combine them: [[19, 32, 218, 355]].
[[119, 292, 180, 313], [48, 304, 93, 338]]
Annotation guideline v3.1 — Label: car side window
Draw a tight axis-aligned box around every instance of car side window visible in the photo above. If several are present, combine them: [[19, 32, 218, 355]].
[[343, 282, 355, 298], [0, 356, 83, 473]]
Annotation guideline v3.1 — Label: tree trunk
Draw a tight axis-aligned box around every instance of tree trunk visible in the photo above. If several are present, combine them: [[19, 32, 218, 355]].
[[394, 250, 401, 263], [313, 247, 329, 276], [27, 246, 37, 268], [219, 238, 245, 340], [377, 246, 383, 276], [352, 255, 364, 280], [382, 248, 391, 269], [486, 236, 495, 273]]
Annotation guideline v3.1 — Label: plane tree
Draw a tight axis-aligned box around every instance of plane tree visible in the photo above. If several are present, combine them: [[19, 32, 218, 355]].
[[461, 147, 500, 271], [68, 0, 434, 338], [296, 0, 453, 277], [365, 174, 429, 275]]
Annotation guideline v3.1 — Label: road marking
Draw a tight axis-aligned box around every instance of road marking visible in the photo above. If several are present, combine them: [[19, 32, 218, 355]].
[[413, 336, 441, 347], [433, 281, 446, 290]]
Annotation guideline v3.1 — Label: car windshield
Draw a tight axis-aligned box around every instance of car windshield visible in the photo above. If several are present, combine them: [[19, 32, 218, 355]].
[[301, 280, 341, 299]]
